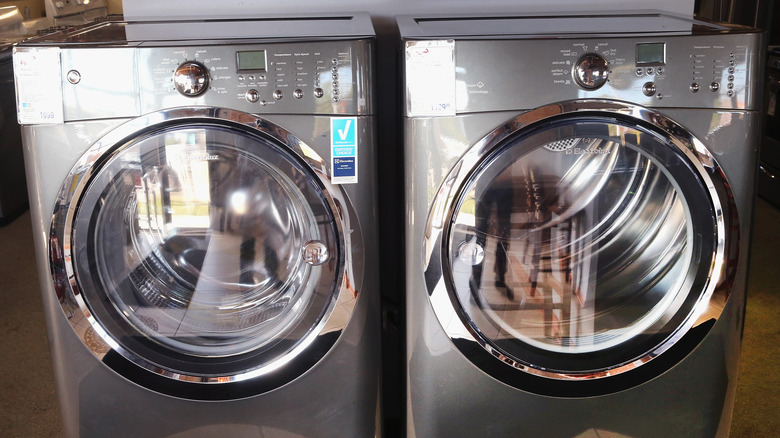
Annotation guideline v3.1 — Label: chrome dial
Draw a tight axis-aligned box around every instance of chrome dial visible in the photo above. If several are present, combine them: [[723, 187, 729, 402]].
[[173, 61, 209, 97], [573, 54, 609, 90]]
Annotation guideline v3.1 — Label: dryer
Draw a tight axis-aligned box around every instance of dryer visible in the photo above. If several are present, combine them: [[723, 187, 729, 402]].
[[400, 13, 761, 437], [16, 15, 379, 437]]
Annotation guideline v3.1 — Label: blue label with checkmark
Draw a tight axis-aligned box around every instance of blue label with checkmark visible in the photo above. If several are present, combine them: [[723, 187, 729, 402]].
[[331, 117, 358, 184]]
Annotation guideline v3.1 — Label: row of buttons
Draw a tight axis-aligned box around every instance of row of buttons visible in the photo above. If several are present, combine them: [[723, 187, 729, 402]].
[[688, 81, 736, 96], [635, 67, 665, 76], [238, 74, 266, 82], [331, 58, 341, 103], [244, 88, 327, 104], [724, 52, 737, 97], [642, 80, 734, 98]]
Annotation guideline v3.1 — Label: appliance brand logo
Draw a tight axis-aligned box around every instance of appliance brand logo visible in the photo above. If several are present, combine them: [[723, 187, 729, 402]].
[[565, 148, 611, 156], [176, 153, 220, 162]]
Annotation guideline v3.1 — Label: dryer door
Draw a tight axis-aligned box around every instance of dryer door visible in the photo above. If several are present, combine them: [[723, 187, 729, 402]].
[[424, 101, 737, 396], [51, 108, 357, 400]]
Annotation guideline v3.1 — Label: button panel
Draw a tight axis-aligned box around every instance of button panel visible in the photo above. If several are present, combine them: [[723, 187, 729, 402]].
[[454, 32, 759, 112], [138, 39, 371, 115]]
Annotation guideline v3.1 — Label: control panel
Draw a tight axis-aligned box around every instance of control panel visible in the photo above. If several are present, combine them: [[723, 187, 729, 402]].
[[56, 38, 372, 121], [451, 32, 760, 113], [137, 40, 369, 115]]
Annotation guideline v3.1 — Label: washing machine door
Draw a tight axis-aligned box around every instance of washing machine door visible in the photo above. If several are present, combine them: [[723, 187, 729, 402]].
[[424, 101, 737, 396], [51, 107, 357, 400]]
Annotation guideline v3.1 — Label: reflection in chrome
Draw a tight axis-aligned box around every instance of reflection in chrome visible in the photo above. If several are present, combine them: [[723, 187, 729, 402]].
[[302, 240, 330, 266], [425, 100, 736, 381], [457, 239, 485, 266], [50, 107, 359, 390]]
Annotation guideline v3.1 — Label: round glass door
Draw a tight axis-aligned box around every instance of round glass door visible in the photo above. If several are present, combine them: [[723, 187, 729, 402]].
[[428, 107, 733, 386], [52, 109, 351, 398]]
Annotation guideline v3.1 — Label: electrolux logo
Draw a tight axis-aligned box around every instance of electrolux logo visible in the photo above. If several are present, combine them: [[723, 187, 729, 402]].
[[565, 148, 611, 155], [176, 153, 220, 161]]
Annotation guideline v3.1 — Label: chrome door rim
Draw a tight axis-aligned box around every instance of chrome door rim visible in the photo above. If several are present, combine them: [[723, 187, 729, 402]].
[[422, 100, 735, 382], [49, 107, 359, 398]]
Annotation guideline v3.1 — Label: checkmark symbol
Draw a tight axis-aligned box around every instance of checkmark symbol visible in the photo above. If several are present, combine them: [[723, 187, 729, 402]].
[[337, 119, 352, 141]]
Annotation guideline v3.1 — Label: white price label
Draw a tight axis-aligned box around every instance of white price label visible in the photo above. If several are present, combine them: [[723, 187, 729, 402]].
[[405, 40, 456, 117], [13, 47, 64, 125]]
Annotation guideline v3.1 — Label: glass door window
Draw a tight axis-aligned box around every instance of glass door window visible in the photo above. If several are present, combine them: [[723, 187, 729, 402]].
[[69, 122, 341, 374], [443, 116, 720, 376]]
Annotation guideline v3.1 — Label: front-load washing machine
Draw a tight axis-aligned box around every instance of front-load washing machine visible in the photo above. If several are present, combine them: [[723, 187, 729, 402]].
[[16, 14, 379, 437], [400, 13, 761, 437]]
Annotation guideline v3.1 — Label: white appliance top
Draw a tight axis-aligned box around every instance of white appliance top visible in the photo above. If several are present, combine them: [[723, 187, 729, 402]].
[[397, 12, 733, 39], [120, 0, 695, 23], [21, 13, 375, 46], [125, 14, 375, 42]]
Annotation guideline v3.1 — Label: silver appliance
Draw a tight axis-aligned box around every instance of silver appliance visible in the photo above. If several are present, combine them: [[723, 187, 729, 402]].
[[45, 0, 108, 26], [759, 47, 780, 207], [401, 13, 761, 437], [0, 41, 27, 224], [15, 14, 379, 437], [0, 5, 53, 225]]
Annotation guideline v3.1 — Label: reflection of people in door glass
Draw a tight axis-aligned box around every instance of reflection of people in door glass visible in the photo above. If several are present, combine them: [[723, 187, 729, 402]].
[[469, 164, 562, 308], [209, 152, 288, 293], [470, 168, 515, 304]]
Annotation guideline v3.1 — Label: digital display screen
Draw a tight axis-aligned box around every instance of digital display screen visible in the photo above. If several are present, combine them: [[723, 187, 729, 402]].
[[236, 50, 267, 71], [636, 43, 666, 66]]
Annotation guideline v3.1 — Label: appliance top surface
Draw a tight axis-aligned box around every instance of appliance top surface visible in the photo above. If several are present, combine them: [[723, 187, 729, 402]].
[[20, 13, 375, 47], [397, 11, 757, 39]]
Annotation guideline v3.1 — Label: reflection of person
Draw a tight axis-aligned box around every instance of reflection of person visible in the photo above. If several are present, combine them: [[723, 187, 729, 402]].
[[209, 152, 288, 291], [470, 168, 515, 304], [208, 157, 237, 233]]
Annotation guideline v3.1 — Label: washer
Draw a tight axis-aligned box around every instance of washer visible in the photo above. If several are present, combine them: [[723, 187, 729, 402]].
[[44, 0, 108, 26], [400, 13, 761, 437], [16, 15, 379, 437]]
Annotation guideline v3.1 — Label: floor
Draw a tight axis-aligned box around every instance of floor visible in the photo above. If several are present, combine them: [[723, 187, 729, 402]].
[[0, 199, 778, 437]]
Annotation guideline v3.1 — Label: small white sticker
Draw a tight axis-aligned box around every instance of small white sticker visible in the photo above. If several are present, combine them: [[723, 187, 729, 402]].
[[13, 47, 64, 124], [331, 117, 358, 184], [405, 40, 456, 117]]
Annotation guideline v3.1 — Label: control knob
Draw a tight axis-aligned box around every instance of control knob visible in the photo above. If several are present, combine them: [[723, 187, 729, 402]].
[[174, 61, 209, 97], [573, 53, 609, 90]]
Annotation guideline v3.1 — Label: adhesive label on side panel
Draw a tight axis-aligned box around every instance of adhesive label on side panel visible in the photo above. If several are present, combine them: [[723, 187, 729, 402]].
[[405, 40, 456, 117], [331, 117, 358, 184], [13, 47, 64, 125]]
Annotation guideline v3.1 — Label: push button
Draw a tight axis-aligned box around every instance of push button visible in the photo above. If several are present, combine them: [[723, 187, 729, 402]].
[[245, 89, 259, 103], [66, 70, 81, 85], [642, 82, 657, 97]]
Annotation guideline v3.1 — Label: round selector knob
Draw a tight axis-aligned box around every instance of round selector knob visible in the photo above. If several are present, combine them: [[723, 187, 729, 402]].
[[572, 53, 609, 90], [173, 61, 209, 97]]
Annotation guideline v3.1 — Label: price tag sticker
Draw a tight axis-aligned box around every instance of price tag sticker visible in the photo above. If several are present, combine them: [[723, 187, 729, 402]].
[[405, 40, 456, 117], [13, 47, 64, 125]]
